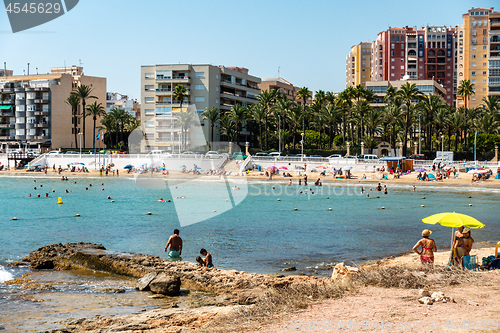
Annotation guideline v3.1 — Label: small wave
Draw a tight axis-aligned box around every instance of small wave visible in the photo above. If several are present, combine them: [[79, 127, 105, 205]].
[[0, 266, 13, 283]]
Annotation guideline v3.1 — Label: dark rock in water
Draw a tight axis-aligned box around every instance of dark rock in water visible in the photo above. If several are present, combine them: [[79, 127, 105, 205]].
[[136, 272, 158, 291], [5, 262, 27, 267], [281, 266, 297, 272], [30, 260, 54, 270], [149, 273, 181, 296]]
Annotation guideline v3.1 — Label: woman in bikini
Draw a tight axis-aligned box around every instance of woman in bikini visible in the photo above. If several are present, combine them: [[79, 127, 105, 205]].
[[413, 229, 437, 264]]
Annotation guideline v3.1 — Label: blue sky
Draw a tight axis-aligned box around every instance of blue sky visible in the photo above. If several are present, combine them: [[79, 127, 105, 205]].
[[0, 1, 496, 100]]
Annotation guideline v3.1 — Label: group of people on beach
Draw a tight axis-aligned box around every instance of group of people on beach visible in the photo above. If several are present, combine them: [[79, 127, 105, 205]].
[[164, 229, 214, 268], [413, 227, 474, 266]]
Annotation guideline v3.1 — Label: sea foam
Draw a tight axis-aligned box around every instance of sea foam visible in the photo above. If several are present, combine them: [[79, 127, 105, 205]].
[[0, 266, 13, 283]]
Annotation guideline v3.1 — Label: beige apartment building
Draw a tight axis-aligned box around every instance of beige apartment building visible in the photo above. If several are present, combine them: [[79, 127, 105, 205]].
[[0, 66, 106, 151], [457, 7, 500, 108], [140, 64, 261, 152], [346, 42, 373, 87], [259, 77, 311, 105], [366, 79, 447, 109]]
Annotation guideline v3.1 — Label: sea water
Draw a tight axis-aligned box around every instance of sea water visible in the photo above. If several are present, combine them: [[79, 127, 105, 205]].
[[1, 174, 499, 273], [1, 174, 499, 330]]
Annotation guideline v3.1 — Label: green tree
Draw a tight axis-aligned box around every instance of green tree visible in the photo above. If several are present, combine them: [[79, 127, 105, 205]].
[[175, 109, 197, 151], [85, 102, 106, 152], [173, 85, 188, 110], [71, 85, 97, 149], [219, 115, 236, 142], [396, 83, 424, 156], [322, 104, 339, 149], [257, 89, 278, 149], [417, 95, 447, 150], [65, 94, 80, 149], [229, 104, 247, 147], [457, 79, 474, 143], [296, 87, 312, 141], [201, 106, 220, 148], [249, 104, 265, 150]]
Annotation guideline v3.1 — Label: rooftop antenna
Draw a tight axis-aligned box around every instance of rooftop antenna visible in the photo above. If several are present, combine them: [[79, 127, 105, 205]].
[[79, 59, 83, 66], [27, 63, 30, 75], [278, 66, 280, 79], [64, 60, 66, 69]]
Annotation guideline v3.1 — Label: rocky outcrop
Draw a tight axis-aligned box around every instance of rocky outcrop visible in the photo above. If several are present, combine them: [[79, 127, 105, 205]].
[[23, 243, 321, 301], [148, 273, 181, 296]]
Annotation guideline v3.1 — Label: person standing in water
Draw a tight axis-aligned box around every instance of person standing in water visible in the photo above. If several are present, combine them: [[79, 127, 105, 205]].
[[165, 229, 183, 260]]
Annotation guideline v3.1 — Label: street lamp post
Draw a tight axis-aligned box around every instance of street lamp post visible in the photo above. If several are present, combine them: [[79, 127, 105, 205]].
[[474, 131, 478, 164], [78, 132, 82, 158], [441, 135, 444, 154], [300, 132, 304, 162]]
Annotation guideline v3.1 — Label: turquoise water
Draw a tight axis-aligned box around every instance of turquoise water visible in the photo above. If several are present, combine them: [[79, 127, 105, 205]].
[[1, 174, 500, 276]]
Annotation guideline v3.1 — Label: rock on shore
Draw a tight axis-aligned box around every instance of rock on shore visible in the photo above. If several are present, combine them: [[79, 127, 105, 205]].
[[23, 242, 320, 302]]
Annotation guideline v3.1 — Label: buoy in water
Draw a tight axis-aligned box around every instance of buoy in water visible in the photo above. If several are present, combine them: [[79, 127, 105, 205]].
[[468, 196, 472, 198], [469, 204, 472, 206], [225, 199, 228, 202], [326, 197, 329, 199], [422, 197, 426, 199], [167, 200, 171, 202], [111, 200, 115, 203], [146, 212, 152, 215], [12, 217, 18, 220], [421, 205, 425, 207], [328, 208, 332, 211], [381, 207, 385, 209], [293, 208, 298, 211], [277, 198, 281, 201], [75, 214, 80, 217], [57, 197, 63, 204], [212, 210, 216, 212], [52, 189, 55, 192]]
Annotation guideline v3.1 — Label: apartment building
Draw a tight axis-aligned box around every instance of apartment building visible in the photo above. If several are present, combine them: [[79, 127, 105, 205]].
[[106, 92, 140, 118], [366, 79, 447, 108], [0, 69, 13, 77], [370, 26, 457, 105], [259, 77, 312, 105], [457, 7, 500, 108], [0, 66, 106, 151], [140, 64, 261, 152], [346, 42, 373, 87]]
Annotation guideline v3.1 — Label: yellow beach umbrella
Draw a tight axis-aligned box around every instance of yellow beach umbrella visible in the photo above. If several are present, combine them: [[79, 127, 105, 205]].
[[422, 212, 485, 229]]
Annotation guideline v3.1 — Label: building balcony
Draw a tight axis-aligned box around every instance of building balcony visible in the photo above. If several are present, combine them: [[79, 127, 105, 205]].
[[26, 135, 36, 140], [34, 111, 49, 116], [34, 99, 50, 104], [1, 88, 14, 93], [34, 87, 50, 92], [35, 123, 49, 128], [0, 123, 15, 129], [0, 135, 15, 140], [1, 99, 14, 104], [15, 135, 26, 140], [34, 135, 47, 140], [0, 112, 14, 116]]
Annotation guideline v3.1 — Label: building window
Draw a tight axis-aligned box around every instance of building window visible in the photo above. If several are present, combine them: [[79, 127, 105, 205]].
[[145, 85, 154, 91], [483, 29, 487, 35], [156, 107, 172, 114], [145, 97, 154, 103], [391, 58, 395, 62], [216, 86, 219, 92], [483, 38, 487, 44], [483, 80, 487, 84], [472, 80, 476, 84], [195, 72, 205, 78], [401, 51, 404, 57], [391, 66, 395, 69], [483, 88, 487, 92], [483, 63, 487, 67], [196, 109, 204, 114], [483, 54, 487, 58], [391, 44, 395, 49], [401, 44, 404, 49], [471, 96, 476, 101], [391, 73, 395, 77], [472, 63, 476, 67], [216, 98, 219, 104], [145, 109, 154, 116], [145, 121, 154, 128], [483, 46, 487, 50], [483, 71, 487, 75], [194, 97, 205, 102], [391, 51, 395, 56], [195, 84, 204, 90], [145, 73, 154, 79], [401, 66, 404, 69], [472, 54, 476, 58], [472, 71, 476, 75]]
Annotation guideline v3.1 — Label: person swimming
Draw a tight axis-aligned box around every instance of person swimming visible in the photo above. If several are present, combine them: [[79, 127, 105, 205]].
[[158, 198, 166, 202]]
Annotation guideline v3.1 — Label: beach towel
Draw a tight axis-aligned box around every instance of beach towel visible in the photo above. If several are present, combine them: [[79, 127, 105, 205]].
[[495, 174, 500, 180], [428, 174, 437, 181]]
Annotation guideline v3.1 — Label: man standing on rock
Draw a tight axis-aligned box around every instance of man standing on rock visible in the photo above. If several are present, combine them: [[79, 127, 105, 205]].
[[165, 229, 182, 260]]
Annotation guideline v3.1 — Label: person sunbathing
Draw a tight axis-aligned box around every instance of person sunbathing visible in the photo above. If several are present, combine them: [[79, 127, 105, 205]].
[[413, 229, 437, 264]]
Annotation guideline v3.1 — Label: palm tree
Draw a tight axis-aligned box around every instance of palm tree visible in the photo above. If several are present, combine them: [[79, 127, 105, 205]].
[[107, 108, 128, 147], [448, 111, 464, 150], [396, 83, 424, 156], [311, 110, 328, 149], [249, 104, 266, 150], [175, 109, 197, 151], [85, 102, 106, 152], [288, 106, 303, 150], [66, 94, 80, 149], [353, 99, 371, 139], [417, 94, 447, 150], [219, 115, 236, 142], [474, 113, 498, 134], [201, 106, 220, 148], [271, 97, 295, 152], [365, 109, 382, 138], [322, 104, 338, 149], [229, 104, 247, 147], [336, 89, 353, 143], [457, 79, 474, 143], [383, 102, 404, 149], [296, 87, 312, 141], [71, 85, 96, 149], [257, 89, 278, 149], [482, 96, 500, 122], [325, 91, 336, 106], [173, 85, 188, 110]]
